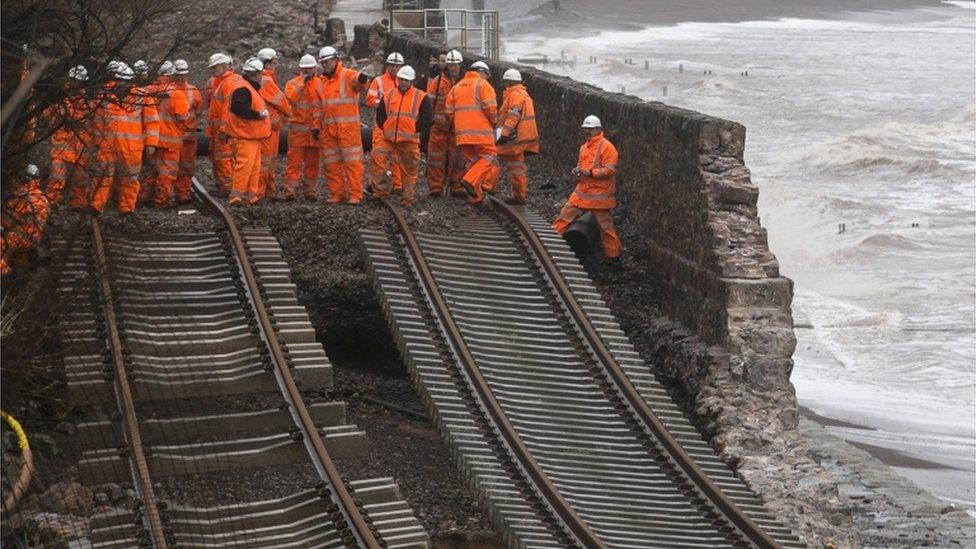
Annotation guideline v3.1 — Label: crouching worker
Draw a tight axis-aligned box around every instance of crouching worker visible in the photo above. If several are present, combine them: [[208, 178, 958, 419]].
[[552, 115, 621, 259], [368, 66, 432, 206]]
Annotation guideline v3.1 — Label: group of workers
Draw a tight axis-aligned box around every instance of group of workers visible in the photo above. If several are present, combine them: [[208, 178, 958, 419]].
[[3, 43, 622, 276]]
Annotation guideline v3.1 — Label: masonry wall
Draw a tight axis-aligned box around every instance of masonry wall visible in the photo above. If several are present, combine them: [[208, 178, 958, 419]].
[[363, 26, 797, 394]]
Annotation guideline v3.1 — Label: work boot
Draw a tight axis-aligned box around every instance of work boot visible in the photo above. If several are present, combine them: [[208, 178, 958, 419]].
[[306, 195, 319, 202], [347, 198, 362, 205]]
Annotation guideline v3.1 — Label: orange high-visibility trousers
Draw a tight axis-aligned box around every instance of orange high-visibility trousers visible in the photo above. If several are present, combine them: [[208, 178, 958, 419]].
[[149, 146, 180, 207], [321, 126, 364, 203], [284, 145, 320, 199], [552, 205, 621, 258], [229, 138, 262, 205], [68, 168, 91, 210], [458, 144, 499, 202], [498, 152, 527, 201], [47, 145, 82, 204], [210, 136, 233, 195], [371, 126, 401, 191], [425, 126, 451, 195], [176, 137, 197, 203], [260, 129, 280, 199], [90, 147, 143, 213], [370, 139, 419, 205]]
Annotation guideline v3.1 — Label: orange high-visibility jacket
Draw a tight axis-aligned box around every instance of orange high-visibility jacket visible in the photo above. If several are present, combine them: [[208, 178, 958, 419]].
[[177, 81, 203, 138], [92, 82, 160, 151], [224, 80, 272, 140], [318, 62, 364, 136], [1, 177, 50, 274], [569, 132, 618, 210], [205, 71, 243, 138], [445, 71, 496, 145], [149, 77, 192, 149], [426, 72, 459, 129], [260, 69, 291, 131], [381, 86, 428, 143], [48, 95, 92, 160], [284, 74, 323, 146], [366, 72, 396, 111], [497, 84, 539, 156]]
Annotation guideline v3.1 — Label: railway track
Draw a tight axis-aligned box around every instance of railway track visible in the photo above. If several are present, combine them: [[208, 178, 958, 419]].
[[362, 197, 806, 548], [57, 180, 428, 548]]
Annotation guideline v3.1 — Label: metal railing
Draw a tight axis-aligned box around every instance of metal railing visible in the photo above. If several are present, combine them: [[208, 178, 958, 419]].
[[389, 9, 500, 61]]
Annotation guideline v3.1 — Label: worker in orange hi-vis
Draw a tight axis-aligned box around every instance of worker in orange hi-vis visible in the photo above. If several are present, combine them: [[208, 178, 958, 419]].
[[444, 60, 499, 205], [365, 52, 404, 192], [203, 53, 240, 196], [172, 59, 202, 204], [1, 165, 50, 276], [143, 61, 192, 207], [255, 48, 291, 202], [494, 69, 539, 205], [89, 61, 160, 214], [552, 115, 621, 260], [369, 66, 433, 206], [425, 49, 463, 197], [283, 54, 323, 200], [47, 65, 93, 208], [225, 58, 272, 206], [316, 46, 370, 204]]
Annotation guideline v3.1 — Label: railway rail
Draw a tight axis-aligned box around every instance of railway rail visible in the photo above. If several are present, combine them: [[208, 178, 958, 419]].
[[363, 196, 806, 548], [57, 181, 428, 548]]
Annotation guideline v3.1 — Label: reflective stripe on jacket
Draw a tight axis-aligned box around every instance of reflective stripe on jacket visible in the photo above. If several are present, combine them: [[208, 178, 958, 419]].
[[92, 82, 159, 150], [260, 69, 291, 130], [223, 81, 271, 140], [318, 62, 364, 135], [497, 84, 539, 155], [381, 86, 427, 144], [445, 71, 496, 146], [366, 72, 396, 110], [569, 132, 618, 210], [284, 74, 322, 146], [177, 82, 203, 139], [150, 77, 191, 149]]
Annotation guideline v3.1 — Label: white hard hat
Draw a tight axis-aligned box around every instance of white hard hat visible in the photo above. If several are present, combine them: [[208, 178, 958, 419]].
[[386, 52, 404, 65], [396, 65, 416, 81], [502, 68, 522, 82], [174, 59, 189, 75], [68, 65, 88, 81], [581, 115, 602, 128], [25, 164, 39, 178], [133, 60, 148, 74], [113, 62, 135, 80], [318, 46, 338, 61], [470, 61, 490, 74], [159, 60, 175, 76], [107, 60, 121, 73], [208, 53, 231, 67], [242, 57, 264, 73], [445, 50, 463, 64], [299, 54, 318, 68], [257, 47, 278, 62]]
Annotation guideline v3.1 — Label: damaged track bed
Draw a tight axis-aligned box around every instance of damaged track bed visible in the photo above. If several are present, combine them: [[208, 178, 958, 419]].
[[56, 180, 427, 548], [362, 197, 806, 548]]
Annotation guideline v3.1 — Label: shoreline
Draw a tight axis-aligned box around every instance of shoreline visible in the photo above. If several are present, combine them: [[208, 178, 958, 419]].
[[516, 0, 950, 34]]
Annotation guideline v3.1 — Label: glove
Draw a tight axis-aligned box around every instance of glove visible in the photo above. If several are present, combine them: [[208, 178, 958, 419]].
[[496, 133, 513, 146], [311, 129, 320, 140], [144, 145, 156, 156]]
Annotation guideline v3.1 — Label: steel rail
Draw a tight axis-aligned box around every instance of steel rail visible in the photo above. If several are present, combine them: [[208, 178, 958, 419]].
[[90, 218, 169, 548], [487, 196, 781, 549], [379, 197, 606, 549], [191, 179, 382, 549]]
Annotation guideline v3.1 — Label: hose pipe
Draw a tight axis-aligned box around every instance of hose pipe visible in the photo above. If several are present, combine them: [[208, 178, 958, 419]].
[[1, 410, 34, 514]]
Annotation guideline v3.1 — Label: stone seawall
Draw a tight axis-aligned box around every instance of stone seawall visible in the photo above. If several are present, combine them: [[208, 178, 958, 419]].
[[366, 26, 797, 400]]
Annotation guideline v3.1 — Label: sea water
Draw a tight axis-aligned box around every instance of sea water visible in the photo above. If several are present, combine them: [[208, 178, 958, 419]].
[[503, 1, 976, 507]]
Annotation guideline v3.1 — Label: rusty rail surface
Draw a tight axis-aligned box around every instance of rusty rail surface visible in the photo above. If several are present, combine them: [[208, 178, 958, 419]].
[[191, 179, 383, 549], [379, 197, 606, 548], [486, 196, 780, 549], [90, 218, 169, 548]]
